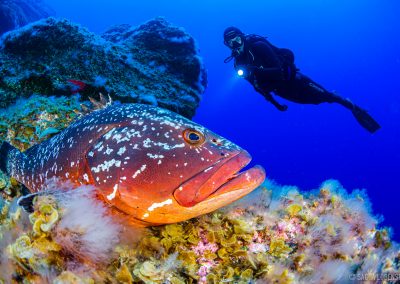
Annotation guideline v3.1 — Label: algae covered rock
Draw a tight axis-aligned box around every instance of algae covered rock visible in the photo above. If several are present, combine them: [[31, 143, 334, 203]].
[[0, 95, 81, 151], [0, 17, 207, 118]]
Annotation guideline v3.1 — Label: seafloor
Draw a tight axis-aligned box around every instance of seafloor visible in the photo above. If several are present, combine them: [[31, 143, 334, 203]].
[[1, 176, 399, 283]]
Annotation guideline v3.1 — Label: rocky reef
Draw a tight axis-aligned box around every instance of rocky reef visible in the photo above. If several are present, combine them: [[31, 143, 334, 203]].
[[0, 0, 53, 35], [0, 180, 398, 283], [0, 17, 206, 118]]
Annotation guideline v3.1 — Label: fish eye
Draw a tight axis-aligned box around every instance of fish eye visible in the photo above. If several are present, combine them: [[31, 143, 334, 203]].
[[183, 129, 205, 146]]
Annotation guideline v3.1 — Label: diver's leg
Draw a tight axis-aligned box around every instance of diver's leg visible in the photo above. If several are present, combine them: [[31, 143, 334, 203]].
[[296, 73, 380, 133], [295, 73, 352, 106], [325, 91, 355, 110]]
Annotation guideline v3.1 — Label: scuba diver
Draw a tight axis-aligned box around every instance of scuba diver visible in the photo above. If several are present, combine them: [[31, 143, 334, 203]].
[[223, 27, 380, 133]]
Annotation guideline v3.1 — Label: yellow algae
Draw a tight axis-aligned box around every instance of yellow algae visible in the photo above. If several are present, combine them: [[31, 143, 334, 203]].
[[241, 268, 254, 280], [164, 223, 184, 237], [217, 247, 229, 259], [232, 219, 254, 234], [53, 271, 94, 284], [286, 204, 302, 217], [223, 266, 235, 280], [135, 261, 161, 281], [115, 264, 133, 284], [29, 201, 59, 236], [206, 273, 219, 284], [8, 235, 34, 259], [326, 223, 337, 236], [269, 238, 292, 258], [221, 235, 237, 247]]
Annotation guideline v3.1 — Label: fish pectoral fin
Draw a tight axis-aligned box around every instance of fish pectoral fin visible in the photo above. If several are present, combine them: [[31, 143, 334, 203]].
[[17, 189, 57, 213], [18, 187, 61, 213], [17, 192, 39, 213]]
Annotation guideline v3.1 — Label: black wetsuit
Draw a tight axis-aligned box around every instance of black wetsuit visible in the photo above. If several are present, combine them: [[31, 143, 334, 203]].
[[234, 37, 353, 109]]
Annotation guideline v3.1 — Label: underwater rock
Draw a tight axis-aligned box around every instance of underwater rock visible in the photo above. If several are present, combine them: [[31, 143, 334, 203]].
[[0, 17, 207, 118], [102, 18, 207, 105], [0, 0, 53, 35]]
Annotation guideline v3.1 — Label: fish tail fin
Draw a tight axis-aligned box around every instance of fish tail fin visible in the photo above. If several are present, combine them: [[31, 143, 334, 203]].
[[0, 141, 22, 176]]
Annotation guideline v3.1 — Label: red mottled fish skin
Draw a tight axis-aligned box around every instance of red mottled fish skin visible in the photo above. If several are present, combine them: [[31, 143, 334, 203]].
[[8, 104, 265, 226]]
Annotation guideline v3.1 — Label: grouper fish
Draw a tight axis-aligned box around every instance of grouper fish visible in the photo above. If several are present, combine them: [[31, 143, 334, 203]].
[[0, 104, 265, 226]]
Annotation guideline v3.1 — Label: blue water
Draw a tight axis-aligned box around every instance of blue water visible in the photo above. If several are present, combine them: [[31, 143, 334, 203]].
[[46, 0, 400, 237]]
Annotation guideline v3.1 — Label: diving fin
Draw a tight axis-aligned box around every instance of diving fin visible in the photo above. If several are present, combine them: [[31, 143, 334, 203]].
[[352, 106, 381, 133]]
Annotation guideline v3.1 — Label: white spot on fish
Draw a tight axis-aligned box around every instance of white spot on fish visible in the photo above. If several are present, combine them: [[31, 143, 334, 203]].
[[117, 146, 126, 156], [132, 164, 147, 179], [105, 146, 114, 155], [107, 184, 118, 200], [204, 166, 213, 173], [148, 199, 173, 211], [147, 153, 165, 159], [91, 159, 121, 173]]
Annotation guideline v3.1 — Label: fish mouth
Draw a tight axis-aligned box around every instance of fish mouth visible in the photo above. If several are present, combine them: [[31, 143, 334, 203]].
[[174, 151, 265, 208]]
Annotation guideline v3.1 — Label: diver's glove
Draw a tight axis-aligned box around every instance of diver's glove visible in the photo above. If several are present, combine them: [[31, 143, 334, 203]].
[[268, 96, 288, 111], [255, 86, 288, 111], [275, 103, 288, 111]]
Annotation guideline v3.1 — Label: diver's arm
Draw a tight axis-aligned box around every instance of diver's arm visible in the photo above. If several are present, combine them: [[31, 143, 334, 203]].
[[251, 42, 286, 80], [253, 84, 288, 111], [253, 67, 284, 80], [263, 92, 288, 111]]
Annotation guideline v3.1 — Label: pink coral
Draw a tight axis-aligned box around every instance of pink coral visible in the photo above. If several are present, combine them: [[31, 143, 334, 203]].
[[192, 240, 218, 256]]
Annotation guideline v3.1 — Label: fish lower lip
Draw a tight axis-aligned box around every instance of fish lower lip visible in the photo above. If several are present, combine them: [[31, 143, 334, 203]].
[[174, 151, 264, 207], [226, 173, 239, 181], [207, 165, 265, 198]]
